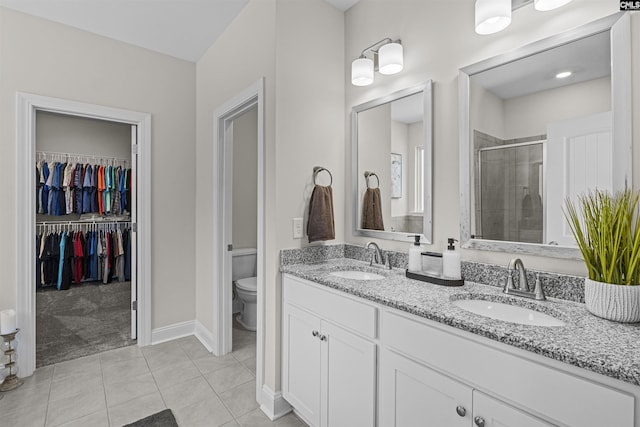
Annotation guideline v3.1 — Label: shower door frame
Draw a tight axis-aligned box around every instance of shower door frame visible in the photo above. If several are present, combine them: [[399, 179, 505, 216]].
[[476, 140, 546, 243]]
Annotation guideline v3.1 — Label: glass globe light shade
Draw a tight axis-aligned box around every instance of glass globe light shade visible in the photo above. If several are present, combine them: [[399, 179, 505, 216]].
[[352, 57, 374, 86], [475, 0, 511, 35], [534, 0, 573, 11], [378, 42, 403, 75]]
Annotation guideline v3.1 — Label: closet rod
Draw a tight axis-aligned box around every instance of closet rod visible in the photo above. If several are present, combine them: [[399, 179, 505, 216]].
[[37, 219, 131, 226], [36, 150, 129, 164]]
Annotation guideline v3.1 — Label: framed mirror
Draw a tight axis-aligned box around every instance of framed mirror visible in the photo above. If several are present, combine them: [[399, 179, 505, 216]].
[[352, 81, 433, 243], [459, 13, 631, 259]]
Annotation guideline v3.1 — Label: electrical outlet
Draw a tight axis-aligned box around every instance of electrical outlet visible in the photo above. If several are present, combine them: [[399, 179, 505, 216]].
[[292, 218, 304, 239]]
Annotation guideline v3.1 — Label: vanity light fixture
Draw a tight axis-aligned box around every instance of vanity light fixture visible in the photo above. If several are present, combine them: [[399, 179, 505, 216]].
[[475, 0, 573, 35], [555, 70, 572, 79], [351, 38, 403, 86]]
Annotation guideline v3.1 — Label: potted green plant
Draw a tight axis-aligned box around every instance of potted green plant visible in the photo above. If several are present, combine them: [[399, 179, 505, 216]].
[[564, 189, 640, 323]]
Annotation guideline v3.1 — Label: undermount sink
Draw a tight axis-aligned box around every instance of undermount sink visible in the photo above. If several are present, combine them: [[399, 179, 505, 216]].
[[330, 270, 385, 281], [452, 299, 565, 327]]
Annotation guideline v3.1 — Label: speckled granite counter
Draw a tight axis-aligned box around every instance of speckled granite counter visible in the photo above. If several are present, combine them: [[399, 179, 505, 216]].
[[281, 257, 640, 387]]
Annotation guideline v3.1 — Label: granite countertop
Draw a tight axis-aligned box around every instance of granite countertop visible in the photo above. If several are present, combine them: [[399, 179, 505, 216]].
[[281, 258, 640, 387]]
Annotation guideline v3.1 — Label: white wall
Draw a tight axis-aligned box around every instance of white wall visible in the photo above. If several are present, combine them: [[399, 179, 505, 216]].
[[471, 81, 506, 140], [345, 0, 634, 276], [0, 7, 197, 329], [195, 0, 277, 360], [503, 77, 611, 139], [358, 103, 391, 227], [36, 111, 132, 161], [391, 120, 409, 217], [408, 120, 423, 213], [195, 0, 344, 392], [233, 107, 258, 250]]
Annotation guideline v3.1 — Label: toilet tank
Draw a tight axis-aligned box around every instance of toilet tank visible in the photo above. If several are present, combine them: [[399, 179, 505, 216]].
[[232, 248, 257, 281]]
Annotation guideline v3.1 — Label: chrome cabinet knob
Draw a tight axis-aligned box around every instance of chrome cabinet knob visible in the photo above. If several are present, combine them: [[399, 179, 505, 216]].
[[474, 416, 485, 427], [455, 406, 466, 417], [320, 335, 327, 341], [312, 330, 319, 337]]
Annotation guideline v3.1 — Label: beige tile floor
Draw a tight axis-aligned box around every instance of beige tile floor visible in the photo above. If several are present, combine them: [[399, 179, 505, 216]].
[[0, 325, 305, 427]]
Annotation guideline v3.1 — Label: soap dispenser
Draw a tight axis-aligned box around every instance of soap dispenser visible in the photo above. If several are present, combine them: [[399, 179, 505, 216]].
[[442, 238, 461, 280], [408, 235, 424, 272]]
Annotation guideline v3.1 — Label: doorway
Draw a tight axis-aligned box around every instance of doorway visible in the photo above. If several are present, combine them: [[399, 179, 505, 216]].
[[230, 106, 258, 369], [211, 79, 265, 407], [16, 93, 152, 377], [34, 111, 136, 367]]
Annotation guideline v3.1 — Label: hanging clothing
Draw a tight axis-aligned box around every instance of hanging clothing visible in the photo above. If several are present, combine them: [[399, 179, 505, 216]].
[[60, 232, 74, 290], [115, 229, 125, 282], [101, 230, 110, 283], [36, 157, 131, 217], [35, 224, 132, 290], [63, 163, 75, 215], [91, 164, 99, 213], [126, 169, 132, 213], [42, 161, 50, 214], [73, 163, 83, 214], [82, 164, 92, 214], [36, 234, 42, 288], [57, 232, 66, 290], [98, 165, 105, 215], [104, 165, 112, 214], [73, 231, 84, 284], [124, 229, 131, 281]]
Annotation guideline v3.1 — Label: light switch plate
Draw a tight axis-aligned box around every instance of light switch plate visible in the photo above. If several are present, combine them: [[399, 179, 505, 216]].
[[292, 218, 303, 239]]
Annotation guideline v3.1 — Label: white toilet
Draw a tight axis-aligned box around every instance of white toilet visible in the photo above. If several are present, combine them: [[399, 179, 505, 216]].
[[232, 248, 257, 331]]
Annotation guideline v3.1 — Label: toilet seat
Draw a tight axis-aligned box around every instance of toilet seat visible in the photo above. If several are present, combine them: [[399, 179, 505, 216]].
[[236, 277, 257, 292]]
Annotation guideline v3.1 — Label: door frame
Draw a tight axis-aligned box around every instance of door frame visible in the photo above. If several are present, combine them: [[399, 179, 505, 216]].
[[16, 92, 152, 376], [211, 79, 265, 403]]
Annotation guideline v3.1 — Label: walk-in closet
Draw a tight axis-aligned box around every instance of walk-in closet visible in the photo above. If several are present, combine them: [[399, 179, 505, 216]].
[[35, 111, 137, 367]]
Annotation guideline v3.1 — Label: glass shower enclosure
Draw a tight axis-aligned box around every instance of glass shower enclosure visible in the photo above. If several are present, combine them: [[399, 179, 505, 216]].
[[477, 141, 545, 243]]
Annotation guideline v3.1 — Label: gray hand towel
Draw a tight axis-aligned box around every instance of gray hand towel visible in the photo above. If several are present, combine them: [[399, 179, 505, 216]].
[[362, 187, 384, 230], [307, 185, 335, 243]]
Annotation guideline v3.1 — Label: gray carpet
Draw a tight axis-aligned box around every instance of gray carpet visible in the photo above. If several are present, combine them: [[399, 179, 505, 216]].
[[124, 409, 178, 427], [36, 281, 135, 367]]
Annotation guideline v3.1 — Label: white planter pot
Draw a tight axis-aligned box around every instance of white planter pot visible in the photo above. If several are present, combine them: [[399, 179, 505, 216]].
[[584, 278, 640, 323]]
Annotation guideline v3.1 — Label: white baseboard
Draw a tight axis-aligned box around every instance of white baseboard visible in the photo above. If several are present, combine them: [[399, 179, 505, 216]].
[[260, 384, 292, 421], [151, 320, 195, 345], [194, 320, 217, 353]]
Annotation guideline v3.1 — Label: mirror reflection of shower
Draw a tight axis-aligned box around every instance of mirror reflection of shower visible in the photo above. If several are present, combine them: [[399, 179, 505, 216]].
[[475, 131, 545, 243]]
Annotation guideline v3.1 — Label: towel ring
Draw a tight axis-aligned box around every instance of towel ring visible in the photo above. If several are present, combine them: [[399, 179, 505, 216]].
[[313, 166, 333, 186], [364, 171, 379, 189]]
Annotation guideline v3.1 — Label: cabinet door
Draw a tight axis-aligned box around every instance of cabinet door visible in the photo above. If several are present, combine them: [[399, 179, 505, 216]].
[[379, 348, 472, 427], [321, 321, 376, 427], [472, 391, 555, 427], [282, 304, 322, 426]]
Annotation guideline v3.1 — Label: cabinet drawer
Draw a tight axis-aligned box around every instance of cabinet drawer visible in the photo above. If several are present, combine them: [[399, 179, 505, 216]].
[[283, 274, 377, 339], [382, 309, 635, 427]]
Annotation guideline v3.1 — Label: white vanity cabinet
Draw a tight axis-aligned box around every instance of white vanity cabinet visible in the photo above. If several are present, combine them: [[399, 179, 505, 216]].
[[380, 309, 636, 427], [379, 347, 472, 426], [282, 273, 638, 427], [379, 348, 552, 427], [472, 391, 555, 427], [282, 274, 377, 427]]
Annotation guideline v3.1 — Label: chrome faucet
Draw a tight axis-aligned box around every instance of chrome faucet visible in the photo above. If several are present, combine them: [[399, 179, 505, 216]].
[[502, 258, 546, 300], [365, 241, 391, 269], [508, 258, 529, 291]]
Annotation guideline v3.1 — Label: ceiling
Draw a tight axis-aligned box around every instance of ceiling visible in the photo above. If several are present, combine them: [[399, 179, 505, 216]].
[[473, 30, 611, 100], [0, 0, 359, 63], [391, 93, 423, 124]]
